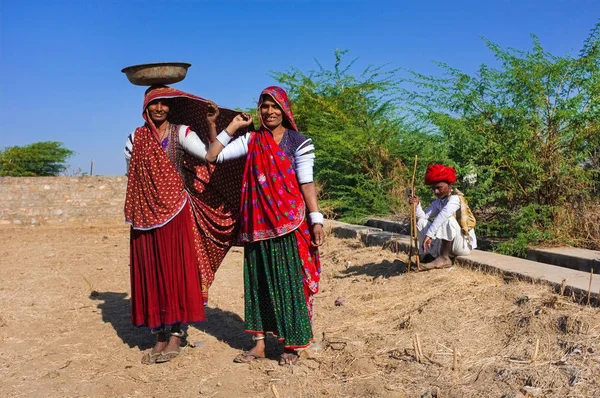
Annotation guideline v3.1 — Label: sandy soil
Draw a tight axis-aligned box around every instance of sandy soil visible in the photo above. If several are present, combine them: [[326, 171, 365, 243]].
[[1, 223, 599, 398]]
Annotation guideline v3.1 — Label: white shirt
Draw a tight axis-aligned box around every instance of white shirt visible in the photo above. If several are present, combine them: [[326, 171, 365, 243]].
[[124, 126, 315, 184], [416, 194, 477, 248]]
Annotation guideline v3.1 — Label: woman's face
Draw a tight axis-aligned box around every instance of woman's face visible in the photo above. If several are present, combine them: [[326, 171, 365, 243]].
[[260, 97, 284, 130], [147, 100, 170, 124], [431, 181, 452, 199]]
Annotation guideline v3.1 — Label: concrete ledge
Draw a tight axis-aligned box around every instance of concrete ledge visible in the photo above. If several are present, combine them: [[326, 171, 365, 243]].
[[460, 251, 599, 300], [528, 247, 600, 274], [329, 220, 382, 239], [331, 221, 600, 304], [366, 218, 409, 235], [361, 231, 412, 253], [366, 218, 600, 276]]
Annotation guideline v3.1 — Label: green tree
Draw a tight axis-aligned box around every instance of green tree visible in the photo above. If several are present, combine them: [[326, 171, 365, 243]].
[[404, 24, 600, 254], [271, 50, 446, 221], [0, 141, 75, 176]]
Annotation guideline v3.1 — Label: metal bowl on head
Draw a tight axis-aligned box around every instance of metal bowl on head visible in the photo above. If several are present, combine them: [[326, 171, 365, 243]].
[[121, 62, 192, 86]]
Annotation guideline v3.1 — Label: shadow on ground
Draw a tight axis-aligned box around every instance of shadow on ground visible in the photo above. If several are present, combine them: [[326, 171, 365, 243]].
[[197, 307, 292, 358], [194, 306, 246, 350], [90, 291, 249, 351], [337, 259, 411, 279]]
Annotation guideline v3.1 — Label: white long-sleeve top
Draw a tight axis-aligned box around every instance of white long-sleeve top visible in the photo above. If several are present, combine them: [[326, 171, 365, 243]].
[[124, 125, 315, 184], [416, 194, 477, 248]]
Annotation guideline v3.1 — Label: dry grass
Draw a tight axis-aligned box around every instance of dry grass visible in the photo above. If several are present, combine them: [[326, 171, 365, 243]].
[[579, 202, 600, 250], [553, 200, 600, 250], [1, 224, 599, 397], [307, 239, 600, 397]]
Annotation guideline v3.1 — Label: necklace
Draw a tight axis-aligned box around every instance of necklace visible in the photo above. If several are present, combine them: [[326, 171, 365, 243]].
[[158, 122, 170, 141]]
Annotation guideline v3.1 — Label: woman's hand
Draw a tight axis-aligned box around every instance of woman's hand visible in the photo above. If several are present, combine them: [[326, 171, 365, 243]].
[[311, 223, 324, 247], [226, 113, 253, 136], [206, 100, 220, 125]]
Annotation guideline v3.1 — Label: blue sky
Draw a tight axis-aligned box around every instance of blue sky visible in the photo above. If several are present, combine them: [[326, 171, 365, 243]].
[[1, 0, 598, 176]]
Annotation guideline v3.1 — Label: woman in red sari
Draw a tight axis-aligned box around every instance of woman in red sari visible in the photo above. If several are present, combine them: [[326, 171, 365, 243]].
[[206, 86, 324, 365], [124, 85, 252, 364]]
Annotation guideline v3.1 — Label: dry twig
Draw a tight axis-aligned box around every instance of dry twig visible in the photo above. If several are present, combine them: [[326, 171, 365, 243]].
[[453, 346, 458, 371], [587, 269, 594, 305], [270, 384, 280, 398], [531, 338, 540, 362]]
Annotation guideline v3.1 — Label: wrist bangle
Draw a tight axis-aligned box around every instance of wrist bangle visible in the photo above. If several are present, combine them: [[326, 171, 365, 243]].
[[309, 212, 324, 225], [216, 131, 232, 146]]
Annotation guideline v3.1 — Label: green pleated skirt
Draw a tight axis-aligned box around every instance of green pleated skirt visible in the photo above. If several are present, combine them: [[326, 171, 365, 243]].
[[243, 232, 313, 348]]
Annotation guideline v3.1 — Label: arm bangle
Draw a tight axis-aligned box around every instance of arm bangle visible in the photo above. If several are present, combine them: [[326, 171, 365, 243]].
[[216, 131, 232, 146], [309, 212, 324, 225]]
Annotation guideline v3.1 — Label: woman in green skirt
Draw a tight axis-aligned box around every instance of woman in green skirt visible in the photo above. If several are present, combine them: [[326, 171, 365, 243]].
[[206, 86, 324, 365]]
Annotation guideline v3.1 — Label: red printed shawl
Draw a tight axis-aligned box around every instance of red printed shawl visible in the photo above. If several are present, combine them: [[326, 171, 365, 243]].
[[125, 86, 248, 302], [240, 86, 321, 303]]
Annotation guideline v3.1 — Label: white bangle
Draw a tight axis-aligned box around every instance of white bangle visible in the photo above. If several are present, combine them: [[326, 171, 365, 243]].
[[309, 212, 324, 225], [216, 131, 232, 146]]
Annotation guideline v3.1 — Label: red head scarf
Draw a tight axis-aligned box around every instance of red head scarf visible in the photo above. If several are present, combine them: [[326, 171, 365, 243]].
[[258, 86, 298, 131], [424, 164, 457, 185], [142, 85, 207, 138], [126, 85, 247, 230]]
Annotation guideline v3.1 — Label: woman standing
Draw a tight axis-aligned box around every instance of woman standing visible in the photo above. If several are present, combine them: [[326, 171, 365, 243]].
[[124, 85, 252, 364], [206, 86, 324, 365]]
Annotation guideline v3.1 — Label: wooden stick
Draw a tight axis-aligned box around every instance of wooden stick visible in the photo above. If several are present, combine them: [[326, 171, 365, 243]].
[[412, 335, 418, 362], [410, 155, 420, 271], [412, 334, 422, 363], [452, 346, 458, 371], [408, 205, 413, 272], [410, 156, 417, 202], [531, 338, 540, 362], [412, 203, 420, 271], [270, 384, 280, 398], [416, 333, 424, 362], [587, 269, 594, 305]]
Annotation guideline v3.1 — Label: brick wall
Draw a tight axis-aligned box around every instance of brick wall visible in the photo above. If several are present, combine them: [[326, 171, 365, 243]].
[[0, 176, 127, 226]]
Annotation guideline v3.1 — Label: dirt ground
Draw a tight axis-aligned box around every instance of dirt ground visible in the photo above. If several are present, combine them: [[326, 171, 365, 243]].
[[1, 223, 599, 398]]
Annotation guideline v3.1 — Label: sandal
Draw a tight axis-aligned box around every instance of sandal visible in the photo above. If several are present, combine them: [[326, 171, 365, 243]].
[[233, 352, 265, 363], [156, 349, 183, 363], [142, 327, 167, 365], [155, 329, 185, 363], [419, 261, 452, 271], [279, 351, 299, 366], [141, 351, 163, 365]]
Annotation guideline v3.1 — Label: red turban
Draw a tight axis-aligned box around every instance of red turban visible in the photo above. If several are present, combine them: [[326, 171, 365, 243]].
[[424, 164, 457, 185]]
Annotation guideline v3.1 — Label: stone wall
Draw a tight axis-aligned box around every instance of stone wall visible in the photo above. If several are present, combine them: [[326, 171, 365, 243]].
[[0, 176, 127, 226]]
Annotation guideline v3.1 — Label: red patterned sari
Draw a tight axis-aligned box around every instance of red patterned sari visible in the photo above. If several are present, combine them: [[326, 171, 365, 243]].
[[125, 86, 247, 328], [240, 130, 321, 300]]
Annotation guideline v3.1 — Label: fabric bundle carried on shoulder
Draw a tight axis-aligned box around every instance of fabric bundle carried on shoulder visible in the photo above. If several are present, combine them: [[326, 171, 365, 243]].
[[452, 188, 476, 237]]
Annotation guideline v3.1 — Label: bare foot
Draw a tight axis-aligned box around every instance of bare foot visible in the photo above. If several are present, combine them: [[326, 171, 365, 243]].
[[279, 350, 299, 366], [150, 330, 168, 354], [163, 335, 182, 354], [151, 340, 167, 354], [420, 256, 452, 271]]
